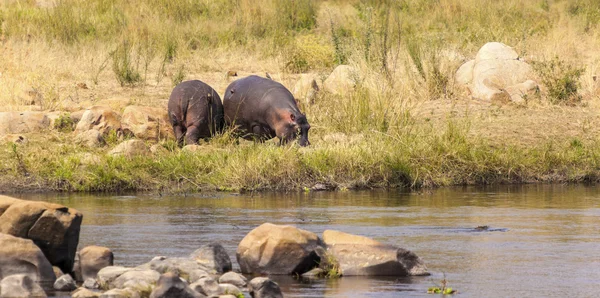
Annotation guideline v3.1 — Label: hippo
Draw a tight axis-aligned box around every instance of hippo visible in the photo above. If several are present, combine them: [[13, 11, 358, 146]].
[[168, 80, 224, 146], [223, 75, 310, 146]]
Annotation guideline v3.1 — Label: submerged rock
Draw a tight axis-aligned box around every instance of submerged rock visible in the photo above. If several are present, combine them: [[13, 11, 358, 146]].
[[248, 277, 283, 298], [149, 272, 205, 298], [218, 271, 247, 288], [53, 274, 77, 291], [322, 230, 429, 276], [190, 243, 232, 274]]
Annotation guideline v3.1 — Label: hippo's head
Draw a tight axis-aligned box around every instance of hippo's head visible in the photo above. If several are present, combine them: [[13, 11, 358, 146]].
[[282, 113, 311, 146]]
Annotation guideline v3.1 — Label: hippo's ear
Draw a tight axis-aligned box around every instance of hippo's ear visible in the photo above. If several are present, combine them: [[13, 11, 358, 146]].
[[290, 113, 296, 122]]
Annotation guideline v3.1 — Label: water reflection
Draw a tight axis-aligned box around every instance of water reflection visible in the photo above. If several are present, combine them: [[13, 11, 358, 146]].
[[13, 184, 600, 298]]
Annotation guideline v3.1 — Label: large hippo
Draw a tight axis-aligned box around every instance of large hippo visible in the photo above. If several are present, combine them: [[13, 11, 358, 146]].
[[168, 80, 224, 146], [223, 75, 310, 146]]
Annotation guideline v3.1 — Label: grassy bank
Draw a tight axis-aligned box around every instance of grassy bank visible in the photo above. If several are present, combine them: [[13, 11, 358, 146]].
[[1, 0, 600, 192]]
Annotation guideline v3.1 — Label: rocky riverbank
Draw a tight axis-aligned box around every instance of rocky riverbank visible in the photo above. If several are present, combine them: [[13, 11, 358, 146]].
[[0, 195, 428, 297]]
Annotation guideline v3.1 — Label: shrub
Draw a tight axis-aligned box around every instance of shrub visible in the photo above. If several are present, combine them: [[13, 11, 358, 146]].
[[53, 113, 75, 133], [285, 35, 334, 73], [111, 40, 142, 87], [532, 57, 585, 105]]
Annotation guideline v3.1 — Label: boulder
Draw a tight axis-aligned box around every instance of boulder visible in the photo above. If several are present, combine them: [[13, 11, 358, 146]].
[[218, 272, 247, 288], [190, 243, 232, 274], [53, 274, 77, 291], [455, 42, 538, 103], [75, 129, 105, 148], [71, 287, 101, 298], [218, 284, 242, 296], [187, 269, 209, 284], [121, 106, 173, 141], [0, 274, 47, 298], [97, 266, 131, 288], [0, 234, 54, 283], [190, 276, 221, 297], [74, 106, 122, 136], [72, 287, 101, 298], [108, 140, 148, 157], [293, 74, 320, 105], [83, 278, 100, 290], [322, 230, 428, 276], [248, 277, 283, 298], [137, 256, 209, 279], [323, 65, 358, 95], [0, 196, 82, 275], [0, 112, 50, 134], [182, 144, 202, 152], [98, 288, 140, 298], [237, 223, 322, 275], [78, 246, 114, 281], [111, 269, 160, 290], [149, 272, 205, 298]]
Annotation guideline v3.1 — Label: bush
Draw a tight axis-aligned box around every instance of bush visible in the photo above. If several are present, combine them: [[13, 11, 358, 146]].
[[53, 113, 75, 133], [532, 57, 585, 105], [111, 40, 142, 87], [285, 35, 334, 73]]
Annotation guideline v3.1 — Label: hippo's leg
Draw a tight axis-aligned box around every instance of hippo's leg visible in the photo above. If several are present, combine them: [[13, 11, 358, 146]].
[[174, 125, 185, 147], [184, 125, 201, 145], [251, 125, 267, 143]]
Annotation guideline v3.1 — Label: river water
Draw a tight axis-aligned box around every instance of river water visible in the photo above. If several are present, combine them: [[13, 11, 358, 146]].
[[18, 184, 600, 297]]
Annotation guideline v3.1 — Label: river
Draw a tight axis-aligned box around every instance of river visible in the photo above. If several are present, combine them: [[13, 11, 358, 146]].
[[18, 184, 600, 297]]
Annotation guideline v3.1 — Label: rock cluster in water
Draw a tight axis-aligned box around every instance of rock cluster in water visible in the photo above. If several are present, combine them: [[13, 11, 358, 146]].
[[0, 195, 429, 297]]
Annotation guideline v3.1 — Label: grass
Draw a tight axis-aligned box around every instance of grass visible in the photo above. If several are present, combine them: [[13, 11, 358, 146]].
[[0, 0, 600, 192]]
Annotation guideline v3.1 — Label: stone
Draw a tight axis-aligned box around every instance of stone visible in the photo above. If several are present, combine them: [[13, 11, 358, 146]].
[[0, 112, 50, 134], [323, 65, 358, 95], [293, 74, 320, 105], [301, 267, 325, 278], [218, 272, 247, 288], [0, 196, 82, 276], [97, 266, 131, 288], [52, 266, 64, 279], [99, 288, 140, 298], [454, 42, 538, 103], [79, 246, 114, 281], [149, 144, 168, 155], [182, 144, 201, 152], [111, 269, 160, 290], [108, 140, 148, 157], [121, 106, 173, 141], [237, 223, 323, 275], [190, 243, 232, 274], [71, 287, 101, 298], [137, 257, 209, 280], [74, 106, 122, 136], [248, 277, 283, 298], [187, 269, 210, 284], [83, 278, 100, 289], [190, 276, 222, 297], [218, 283, 242, 296], [0, 274, 47, 298], [322, 230, 428, 276], [149, 272, 205, 298], [75, 129, 105, 148], [53, 273, 77, 291]]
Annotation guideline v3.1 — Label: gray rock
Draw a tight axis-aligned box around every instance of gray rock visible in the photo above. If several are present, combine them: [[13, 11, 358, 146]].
[[0, 233, 56, 283], [108, 140, 148, 157], [137, 257, 209, 279], [83, 278, 100, 289], [149, 272, 205, 298], [187, 269, 210, 284], [75, 129, 105, 148], [322, 230, 429, 276], [96, 266, 131, 288], [53, 274, 76, 291], [219, 283, 242, 296], [99, 288, 140, 298], [301, 267, 325, 278], [0, 111, 50, 134], [190, 276, 222, 297], [323, 65, 359, 95], [218, 272, 247, 288], [190, 243, 232, 274], [248, 277, 283, 298], [111, 269, 160, 290], [71, 287, 101, 298], [0, 274, 47, 298]]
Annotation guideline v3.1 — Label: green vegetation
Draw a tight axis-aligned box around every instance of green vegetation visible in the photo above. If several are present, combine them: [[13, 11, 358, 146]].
[[532, 56, 585, 105], [428, 275, 457, 295]]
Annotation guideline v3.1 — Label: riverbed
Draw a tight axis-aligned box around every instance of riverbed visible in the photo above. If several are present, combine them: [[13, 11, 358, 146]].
[[18, 184, 600, 297]]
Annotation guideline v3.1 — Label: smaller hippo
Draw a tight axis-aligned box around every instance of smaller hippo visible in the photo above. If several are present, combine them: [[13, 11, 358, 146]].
[[168, 80, 224, 146], [223, 75, 310, 146]]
